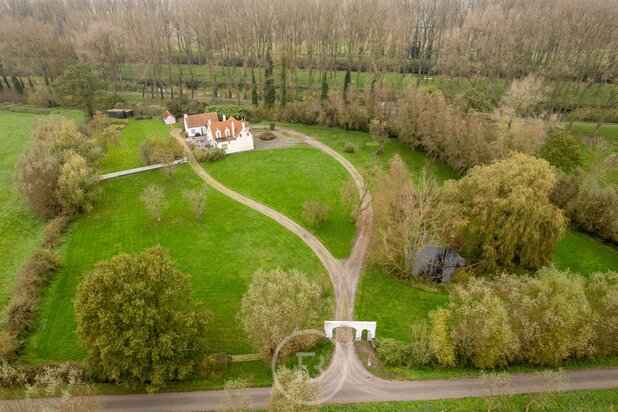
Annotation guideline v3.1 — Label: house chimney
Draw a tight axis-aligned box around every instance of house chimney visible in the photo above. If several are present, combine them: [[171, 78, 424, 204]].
[[208, 118, 211, 127], [232, 121, 235, 137], [223, 114, 227, 121]]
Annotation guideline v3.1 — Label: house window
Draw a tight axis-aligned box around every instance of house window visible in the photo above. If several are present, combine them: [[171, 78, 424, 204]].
[[225, 129, 230, 137], [216, 130, 221, 138], [221, 144, 228, 150]]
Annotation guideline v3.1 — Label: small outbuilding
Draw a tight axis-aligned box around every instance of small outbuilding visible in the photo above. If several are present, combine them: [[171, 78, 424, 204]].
[[411, 245, 466, 284], [162, 110, 176, 125], [107, 109, 134, 119]]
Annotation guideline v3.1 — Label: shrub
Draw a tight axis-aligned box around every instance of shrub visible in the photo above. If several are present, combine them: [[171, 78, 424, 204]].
[[456, 88, 494, 113], [408, 322, 433, 366], [196, 353, 230, 379], [0, 361, 27, 388], [375, 339, 410, 366], [540, 129, 583, 172], [301, 199, 332, 229], [343, 143, 356, 153], [42, 216, 70, 249], [166, 97, 205, 118], [193, 147, 226, 162], [587, 271, 618, 356], [139, 138, 184, 165], [258, 131, 276, 141], [568, 106, 618, 124], [494, 268, 593, 366], [4, 249, 60, 336], [567, 185, 618, 243], [0, 332, 19, 362]]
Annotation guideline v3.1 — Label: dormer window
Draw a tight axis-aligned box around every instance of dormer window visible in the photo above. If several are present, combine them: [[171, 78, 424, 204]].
[[215, 130, 221, 139], [225, 128, 231, 137]]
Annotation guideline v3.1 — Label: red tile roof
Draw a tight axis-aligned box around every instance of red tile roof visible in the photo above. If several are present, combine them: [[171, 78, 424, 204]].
[[162, 110, 175, 119], [210, 116, 244, 139], [185, 112, 218, 128]]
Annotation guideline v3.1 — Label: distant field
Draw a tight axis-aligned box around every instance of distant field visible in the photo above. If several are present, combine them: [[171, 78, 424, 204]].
[[120, 64, 615, 107], [0, 107, 82, 311], [24, 166, 327, 363], [204, 146, 357, 258]]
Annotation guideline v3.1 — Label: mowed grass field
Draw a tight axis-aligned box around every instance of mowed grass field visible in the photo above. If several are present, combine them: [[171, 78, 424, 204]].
[[0, 108, 82, 311], [101, 118, 172, 173], [204, 147, 357, 258], [24, 165, 328, 363]]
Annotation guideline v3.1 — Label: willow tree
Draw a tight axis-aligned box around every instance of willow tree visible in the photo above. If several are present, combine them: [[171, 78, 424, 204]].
[[434, 153, 565, 272]]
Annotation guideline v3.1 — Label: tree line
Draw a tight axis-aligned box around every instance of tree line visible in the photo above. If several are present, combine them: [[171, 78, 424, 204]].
[[0, 0, 615, 110]]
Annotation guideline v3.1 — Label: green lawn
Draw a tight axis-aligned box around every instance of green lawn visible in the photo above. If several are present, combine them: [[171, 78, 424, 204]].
[[322, 388, 618, 411], [276, 122, 458, 183], [24, 166, 329, 363], [204, 147, 357, 258], [0, 107, 82, 311], [355, 266, 447, 341], [554, 229, 618, 275], [101, 118, 172, 173]]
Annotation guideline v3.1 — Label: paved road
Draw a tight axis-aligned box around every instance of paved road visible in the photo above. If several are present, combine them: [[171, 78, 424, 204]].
[[9, 130, 615, 411]]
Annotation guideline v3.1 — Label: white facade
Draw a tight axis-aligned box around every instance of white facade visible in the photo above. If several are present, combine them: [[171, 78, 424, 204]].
[[324, 321, 377, 341], [184, 113, 254, 154], [162, 111, 176, 125]]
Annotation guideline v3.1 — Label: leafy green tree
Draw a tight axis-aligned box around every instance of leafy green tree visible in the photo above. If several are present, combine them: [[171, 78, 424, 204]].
[[270, 367, 318, 412], [263, 51, 276, 108], [251, 70, 258, 106], [54, 63, 104, 117], [16, 117, 102, 218], [56, 153, 99, 216], [11, 75, 24, 94], [320, 73, 329, 101], [74, 246, 210, 389], [280, 55, 287, 107], [343, 68, 351, 101], [540, 129, 583, 172], [434, 153, 566, 272], [239, 268, 327, 356], [430, 279, 518, 368], [587, 270, 618, 356], [493, 268, 593, 365]]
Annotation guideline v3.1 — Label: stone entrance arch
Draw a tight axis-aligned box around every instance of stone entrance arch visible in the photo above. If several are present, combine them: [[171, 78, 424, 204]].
[[324, 321, 377, 341]]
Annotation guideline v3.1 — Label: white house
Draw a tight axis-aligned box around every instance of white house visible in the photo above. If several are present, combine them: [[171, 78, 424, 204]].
[[183, 112, 254, 154], [162, 110, 176, 125]]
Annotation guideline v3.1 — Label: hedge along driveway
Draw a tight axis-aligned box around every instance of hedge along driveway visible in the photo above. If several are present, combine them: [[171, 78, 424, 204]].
[[24, 165, 327, 363], [204, 146, 358, 258]]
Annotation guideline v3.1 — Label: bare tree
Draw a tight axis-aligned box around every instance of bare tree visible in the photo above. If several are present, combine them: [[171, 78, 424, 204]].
[[141, 185, 166, 223]]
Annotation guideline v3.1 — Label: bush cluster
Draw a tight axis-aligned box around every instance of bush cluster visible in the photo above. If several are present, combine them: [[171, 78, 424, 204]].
[[203, 104, 249, 120], [193, 147, 226, 162], [258, 131, 275, 141], [139, 137, 184, 166], [3, 250, 60, 339], [568, 106, 618, 124], [551, 173, 618, 244], [0, 361, 88, 389], [196, 353, 230, 379], [42, 215, 70, 249], [428, 268, 617, 369], [540, 129, 583, 172]]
